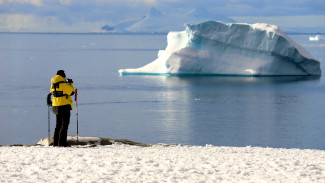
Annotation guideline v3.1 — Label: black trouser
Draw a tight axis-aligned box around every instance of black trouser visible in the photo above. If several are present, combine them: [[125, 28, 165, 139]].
[[53, 105, 71, 147]]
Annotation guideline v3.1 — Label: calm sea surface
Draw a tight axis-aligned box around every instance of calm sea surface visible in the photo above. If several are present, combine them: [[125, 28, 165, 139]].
[[0, 33, 324, 149]]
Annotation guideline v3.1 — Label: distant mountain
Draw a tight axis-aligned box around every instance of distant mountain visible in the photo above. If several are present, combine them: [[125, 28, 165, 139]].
[[101, 7, 235, 33], [125, 7, 183, 33], [145, 7, 163, 18]]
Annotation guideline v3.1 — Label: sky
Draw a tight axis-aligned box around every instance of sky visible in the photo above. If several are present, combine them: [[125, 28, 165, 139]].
[[0, 0, 325, 32]]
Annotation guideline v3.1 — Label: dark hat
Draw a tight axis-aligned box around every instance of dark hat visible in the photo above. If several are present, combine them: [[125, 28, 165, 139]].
[[56, 70, 66, 77]]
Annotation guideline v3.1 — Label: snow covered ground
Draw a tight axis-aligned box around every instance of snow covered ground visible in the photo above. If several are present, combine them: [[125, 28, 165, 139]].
[[1, 144, 325, 182]]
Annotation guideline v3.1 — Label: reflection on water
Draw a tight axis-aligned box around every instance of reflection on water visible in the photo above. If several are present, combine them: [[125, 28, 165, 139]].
[[141, 75, 325, 149], [166, 75, 321, 85]]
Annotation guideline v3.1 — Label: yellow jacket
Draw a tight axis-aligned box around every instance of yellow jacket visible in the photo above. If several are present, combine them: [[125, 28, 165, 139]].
[[50, 75, 75, 110]]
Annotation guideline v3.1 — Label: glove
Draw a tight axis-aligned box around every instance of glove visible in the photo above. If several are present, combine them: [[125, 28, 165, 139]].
[[67, 78, 73, 83]]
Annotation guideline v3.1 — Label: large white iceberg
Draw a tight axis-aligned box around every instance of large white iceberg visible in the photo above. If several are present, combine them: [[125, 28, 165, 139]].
[[119, 21, 321, 76]]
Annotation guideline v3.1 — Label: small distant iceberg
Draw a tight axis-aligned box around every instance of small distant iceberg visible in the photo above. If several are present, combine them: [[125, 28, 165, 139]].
[[119, 21, 321, 76], [309, 35, 325, 41], [309, 35, 320, 41]]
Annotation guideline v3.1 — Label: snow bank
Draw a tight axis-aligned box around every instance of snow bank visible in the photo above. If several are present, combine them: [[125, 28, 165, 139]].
[[1, 145, 325, 182], [119, 20, 321, 76]]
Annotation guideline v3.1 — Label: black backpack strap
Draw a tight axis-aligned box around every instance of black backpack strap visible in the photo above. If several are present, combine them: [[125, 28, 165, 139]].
[[52, 81, 67, 89], [52, 81, 69, 98]]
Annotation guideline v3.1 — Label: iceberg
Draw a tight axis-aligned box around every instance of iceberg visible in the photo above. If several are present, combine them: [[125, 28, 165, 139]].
[[309, 35, 320, 41], [309, 35, 325, 42], [119, 21, 321, 76]]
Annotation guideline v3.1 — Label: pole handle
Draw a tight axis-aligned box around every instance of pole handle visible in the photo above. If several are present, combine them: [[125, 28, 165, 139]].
[[75, 88, 78, 102]]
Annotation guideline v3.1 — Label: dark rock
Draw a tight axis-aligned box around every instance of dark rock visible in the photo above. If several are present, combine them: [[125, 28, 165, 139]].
[[100, 138, 113, 145], [10, 144, 23, 147]]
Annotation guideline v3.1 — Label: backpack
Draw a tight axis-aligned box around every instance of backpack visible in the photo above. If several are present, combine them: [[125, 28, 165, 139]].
[[47, 93, 52, 106]]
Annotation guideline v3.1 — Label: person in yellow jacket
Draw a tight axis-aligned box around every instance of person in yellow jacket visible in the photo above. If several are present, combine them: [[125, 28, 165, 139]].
[[50, 70, 75, 147]]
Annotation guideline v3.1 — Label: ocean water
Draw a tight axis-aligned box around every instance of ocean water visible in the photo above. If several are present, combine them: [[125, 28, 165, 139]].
[[0, 33, 325, 149]]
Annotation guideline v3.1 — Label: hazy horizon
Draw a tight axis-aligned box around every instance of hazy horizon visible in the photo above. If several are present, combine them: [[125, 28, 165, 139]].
[[1, 0, 324, 33]]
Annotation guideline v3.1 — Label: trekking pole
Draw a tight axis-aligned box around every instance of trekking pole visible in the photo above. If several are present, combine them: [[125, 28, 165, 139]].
[[48, 105, 50, 146], [46, 93, 52, 146], [75, 88, 79, 145]]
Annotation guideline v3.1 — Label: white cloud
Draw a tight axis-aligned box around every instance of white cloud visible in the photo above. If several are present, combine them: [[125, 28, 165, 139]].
[[0, 14, 61, 31], [4, 0, 42, 6], [59, 0, 70, 6], [0, 13, 109, 32]]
